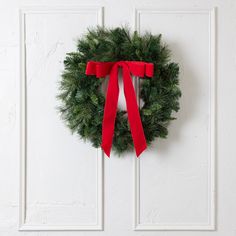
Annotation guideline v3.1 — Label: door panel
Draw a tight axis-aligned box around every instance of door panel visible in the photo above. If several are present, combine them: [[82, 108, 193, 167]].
[[135, 9, 215, 230], [20, 7, 103, 230]]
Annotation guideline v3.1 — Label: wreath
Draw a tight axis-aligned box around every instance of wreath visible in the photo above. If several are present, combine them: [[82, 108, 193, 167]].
[[58, 27, 181, 157]]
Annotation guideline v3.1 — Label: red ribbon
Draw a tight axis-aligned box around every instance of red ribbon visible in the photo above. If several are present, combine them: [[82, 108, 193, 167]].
[[85, 61, 154, 157]]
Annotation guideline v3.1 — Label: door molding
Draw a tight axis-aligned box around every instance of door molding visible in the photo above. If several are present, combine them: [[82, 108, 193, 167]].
[[19, 6, 104, 231], [133, 7, 216, 231]]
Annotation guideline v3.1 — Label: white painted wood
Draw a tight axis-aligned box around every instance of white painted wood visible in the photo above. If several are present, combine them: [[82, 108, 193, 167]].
[[1, 1, 236, 235], [19, 6, 104, 231], [134, 8, 216, 231]]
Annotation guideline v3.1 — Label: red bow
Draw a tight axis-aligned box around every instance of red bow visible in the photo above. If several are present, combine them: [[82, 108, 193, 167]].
[[86, 61, 154, 157]]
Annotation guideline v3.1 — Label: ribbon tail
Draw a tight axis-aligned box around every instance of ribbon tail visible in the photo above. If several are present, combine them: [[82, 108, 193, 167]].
[[101, 64, 119, 158], [122, 65, 147, 157], [101, 144, 111, 158]]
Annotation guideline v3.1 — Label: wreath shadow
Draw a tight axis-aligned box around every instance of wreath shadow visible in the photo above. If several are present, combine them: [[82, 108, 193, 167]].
[[146, 43, 200, 156]]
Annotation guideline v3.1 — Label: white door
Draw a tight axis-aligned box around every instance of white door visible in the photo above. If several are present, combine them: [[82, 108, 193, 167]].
[[1, 0, 236, 235]]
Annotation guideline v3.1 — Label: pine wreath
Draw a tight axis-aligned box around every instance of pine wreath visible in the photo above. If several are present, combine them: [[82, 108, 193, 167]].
[[58, 27, 181, 156]]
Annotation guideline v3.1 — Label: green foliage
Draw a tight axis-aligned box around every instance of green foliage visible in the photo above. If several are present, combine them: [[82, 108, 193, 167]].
[[58, 26, 181, 155]]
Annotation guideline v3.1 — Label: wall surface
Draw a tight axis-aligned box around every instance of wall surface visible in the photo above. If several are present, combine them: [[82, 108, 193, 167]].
[[0, 0, 236, 236]]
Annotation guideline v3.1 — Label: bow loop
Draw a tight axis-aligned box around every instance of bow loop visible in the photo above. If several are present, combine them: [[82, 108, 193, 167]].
[[127, 61, 154, 78], [86, 61, 114, 78], [85, 60, 154, 157]]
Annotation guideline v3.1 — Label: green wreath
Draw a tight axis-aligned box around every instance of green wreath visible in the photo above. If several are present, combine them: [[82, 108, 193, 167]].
[[58, 27, 181, 155]]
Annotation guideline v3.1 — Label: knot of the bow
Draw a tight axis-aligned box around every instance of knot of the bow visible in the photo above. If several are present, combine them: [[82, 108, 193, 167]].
[[85, 61, 154, 157]]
